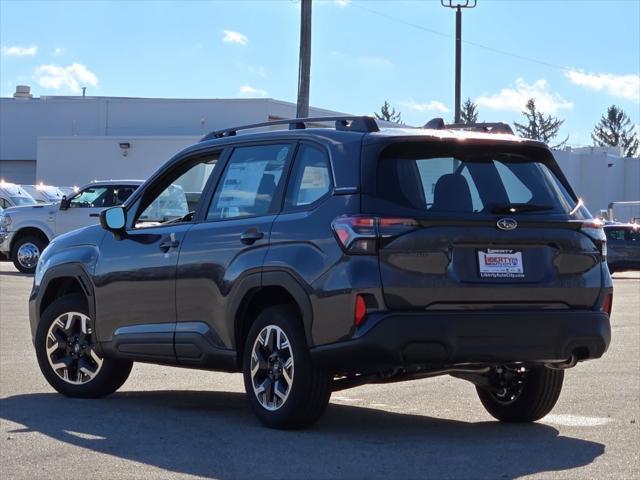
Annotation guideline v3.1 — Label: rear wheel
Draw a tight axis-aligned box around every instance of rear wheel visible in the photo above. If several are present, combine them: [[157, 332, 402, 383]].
[[11, 234, 47, 274], [35, 294, 132, 398], [476, 365, 564, 422], [243, 305, 331, 429]]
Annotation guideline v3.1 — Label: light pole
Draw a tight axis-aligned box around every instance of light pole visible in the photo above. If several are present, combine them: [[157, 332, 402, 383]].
[[441, 0, 476, 124], [297, 0, 312, 118]]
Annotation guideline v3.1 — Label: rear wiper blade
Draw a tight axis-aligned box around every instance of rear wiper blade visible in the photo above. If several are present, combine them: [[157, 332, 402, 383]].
[[490, 203, 555, 214]]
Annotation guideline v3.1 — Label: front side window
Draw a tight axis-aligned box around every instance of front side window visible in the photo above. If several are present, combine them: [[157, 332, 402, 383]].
[[376, 146, 578, 216], [135, 155, 218, 228], [70, 187, 109, 208], [111, 186, 137, 207], [606, 229, 626, 241], [285, 145, 332, 209], [207, 144, 291, 220]]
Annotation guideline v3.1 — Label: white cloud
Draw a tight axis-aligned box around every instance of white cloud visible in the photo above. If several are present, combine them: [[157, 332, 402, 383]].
[[236, 62, 266, 78], [358, 56, 392, 67], [476, 78, 573, 114], [1, 45, 37, 57], [238, 85, 267, 97], [222, 30, 248, 46], [52, 47, 64, 57], [34, 63, 98, 92], [400, 99, 449, 113], [565, 70, 639, 103], [334, 0, 351, 7]]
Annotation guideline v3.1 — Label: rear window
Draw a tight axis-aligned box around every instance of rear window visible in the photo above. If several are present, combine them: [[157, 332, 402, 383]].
[[376, 148, 578, 216]]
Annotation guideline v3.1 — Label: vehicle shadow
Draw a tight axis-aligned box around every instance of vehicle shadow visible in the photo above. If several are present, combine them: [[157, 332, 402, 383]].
[[0, 270, 32, 278], [0, 390, 604, 479]]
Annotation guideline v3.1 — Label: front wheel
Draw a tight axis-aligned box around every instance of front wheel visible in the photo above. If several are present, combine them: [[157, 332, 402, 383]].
[[243, 305, 332, 429], [35, 294, 133, 398], [11, 234, 47, 274], [476, 365, 564, 422]]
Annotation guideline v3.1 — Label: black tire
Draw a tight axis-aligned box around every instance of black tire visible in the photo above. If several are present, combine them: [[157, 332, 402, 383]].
[[242, 305, 331, 429], [11, 234, 47, 274], [476, 366, 564, 422], [35, 294, 133, 398]]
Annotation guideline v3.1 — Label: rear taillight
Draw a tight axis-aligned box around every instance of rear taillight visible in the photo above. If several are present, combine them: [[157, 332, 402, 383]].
[[332, 216, 419, 254], [579, 219, 607, 258], [601, 293, 613, 315]]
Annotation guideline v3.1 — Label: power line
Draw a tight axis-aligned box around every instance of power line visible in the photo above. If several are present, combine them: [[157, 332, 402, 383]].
[[351, 2, 639, 86]]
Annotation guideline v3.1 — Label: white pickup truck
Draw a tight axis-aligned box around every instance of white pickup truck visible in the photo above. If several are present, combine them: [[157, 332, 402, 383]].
[[0, 180, 142, 273]]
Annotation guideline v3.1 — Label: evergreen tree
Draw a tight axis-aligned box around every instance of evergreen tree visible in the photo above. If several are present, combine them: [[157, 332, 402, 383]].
[[374, 101, 402, 123], [514, 98, 567, 147], [460, 98, 478, 124], [591, 105, 639, 158]]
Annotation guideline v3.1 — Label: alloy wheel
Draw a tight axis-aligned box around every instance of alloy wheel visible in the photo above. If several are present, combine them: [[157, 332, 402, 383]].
[[46, 312, 103, 385], [250, 325, 294, 411], [489, 365, 527, 404]]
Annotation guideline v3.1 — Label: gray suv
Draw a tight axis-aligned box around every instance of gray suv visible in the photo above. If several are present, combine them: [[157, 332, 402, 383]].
[[28, 116, 612, 429]]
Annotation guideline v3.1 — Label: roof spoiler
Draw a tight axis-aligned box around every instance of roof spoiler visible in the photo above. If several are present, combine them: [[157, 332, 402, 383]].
[[424, 118, 514, 135]]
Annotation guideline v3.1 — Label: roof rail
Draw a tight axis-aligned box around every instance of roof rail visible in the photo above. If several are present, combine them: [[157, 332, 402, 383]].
[[200, 115, 379, 142], [423, 117, 514, 135]]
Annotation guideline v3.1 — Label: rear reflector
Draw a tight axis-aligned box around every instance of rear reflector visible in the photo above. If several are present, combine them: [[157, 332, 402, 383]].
[[354, 294, 367, 326], [601, 293, 613, 316]]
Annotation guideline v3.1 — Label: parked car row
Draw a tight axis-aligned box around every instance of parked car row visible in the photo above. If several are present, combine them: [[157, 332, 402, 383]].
[[0, 180, 143, 272]]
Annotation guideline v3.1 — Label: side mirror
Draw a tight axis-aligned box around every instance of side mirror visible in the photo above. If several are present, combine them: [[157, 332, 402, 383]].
[[100, 206, 126, 231], [59, 196, 70, 210]]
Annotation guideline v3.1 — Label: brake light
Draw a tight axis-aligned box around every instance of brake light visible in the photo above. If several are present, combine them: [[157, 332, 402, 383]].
[[601, 293, 613, 316], [354, 294, 367, 326], [579, 219, 607, 258], [332, 216, 419, 254]]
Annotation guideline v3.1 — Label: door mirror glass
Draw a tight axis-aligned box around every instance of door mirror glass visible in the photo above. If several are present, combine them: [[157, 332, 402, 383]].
[[100, 207, 126, 231]]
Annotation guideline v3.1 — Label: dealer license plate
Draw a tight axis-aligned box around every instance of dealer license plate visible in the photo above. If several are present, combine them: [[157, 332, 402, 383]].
[[478, 249, 524, 278]]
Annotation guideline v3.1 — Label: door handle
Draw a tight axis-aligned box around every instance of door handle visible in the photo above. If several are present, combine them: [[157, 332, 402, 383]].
[[240, 230, 264, 245], [159, 233, 180, 252]]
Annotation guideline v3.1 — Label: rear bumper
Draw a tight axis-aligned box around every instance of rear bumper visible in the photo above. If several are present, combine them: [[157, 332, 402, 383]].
[[310, 309, 611, 371]]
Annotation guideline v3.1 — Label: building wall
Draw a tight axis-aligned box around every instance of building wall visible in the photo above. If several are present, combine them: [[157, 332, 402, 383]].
[[553, 146, 640, 219], [0, 95, 348, 184], [37, 136, 200, 186], [0, 160, 36, 184]]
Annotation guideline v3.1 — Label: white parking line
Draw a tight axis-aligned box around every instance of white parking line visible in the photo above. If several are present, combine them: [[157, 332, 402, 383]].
[[542, 414, 613, 427]]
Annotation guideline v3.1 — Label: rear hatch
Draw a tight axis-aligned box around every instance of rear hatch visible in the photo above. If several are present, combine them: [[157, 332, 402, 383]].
[[361, 139, 606, 310]]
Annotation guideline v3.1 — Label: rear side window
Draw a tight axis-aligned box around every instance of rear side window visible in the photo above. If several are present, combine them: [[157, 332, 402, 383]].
[[207, 144, 291, 220], [285, 145, 332, 209], [376, 147, 576, 215]]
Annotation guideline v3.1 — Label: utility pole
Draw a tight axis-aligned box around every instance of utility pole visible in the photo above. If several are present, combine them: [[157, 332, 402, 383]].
[[296, 0, 312, 118], [441, 1, 476, 123]]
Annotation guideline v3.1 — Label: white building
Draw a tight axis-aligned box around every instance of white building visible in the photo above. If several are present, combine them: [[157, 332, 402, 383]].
[[553, 146, 640, 220], [1, 86, 638, 218], [0, 86, 349, 186]]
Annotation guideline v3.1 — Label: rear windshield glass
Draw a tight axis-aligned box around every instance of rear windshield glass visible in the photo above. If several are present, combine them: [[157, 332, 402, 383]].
[[377, 149, 578, 216]]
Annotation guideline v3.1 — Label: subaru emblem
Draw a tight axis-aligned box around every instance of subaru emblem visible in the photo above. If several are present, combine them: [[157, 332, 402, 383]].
[[497, 218, 517, 231]]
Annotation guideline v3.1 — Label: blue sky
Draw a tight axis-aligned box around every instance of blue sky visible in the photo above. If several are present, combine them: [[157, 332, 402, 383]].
[[1, 0, 639, 146]]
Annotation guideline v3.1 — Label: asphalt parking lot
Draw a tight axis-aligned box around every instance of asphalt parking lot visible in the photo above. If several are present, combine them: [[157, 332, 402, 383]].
[[0, 262, 638, 480]]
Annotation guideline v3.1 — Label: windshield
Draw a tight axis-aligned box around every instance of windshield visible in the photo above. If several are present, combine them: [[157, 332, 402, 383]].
[[10, 196, 37, 206], [21, 185, 62, 203], [376, 147, 583, 217]]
